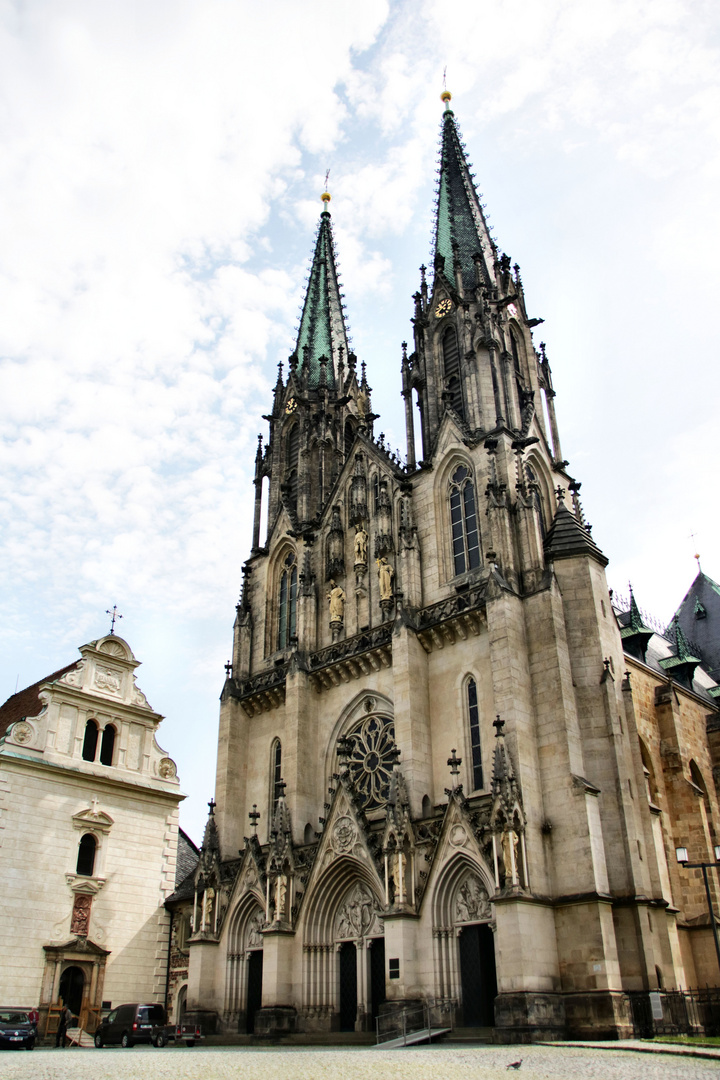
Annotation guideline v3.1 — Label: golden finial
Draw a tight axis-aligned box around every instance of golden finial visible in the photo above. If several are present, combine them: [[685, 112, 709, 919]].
[[321, 168, 331, 204], [441, 67, 451, 106]]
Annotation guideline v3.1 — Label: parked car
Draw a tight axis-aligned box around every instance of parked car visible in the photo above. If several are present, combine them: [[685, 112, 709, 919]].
[[152, 1019, 203, 1047], [94, 1003, 165, 1048], [0, 1010, 35, 1050]]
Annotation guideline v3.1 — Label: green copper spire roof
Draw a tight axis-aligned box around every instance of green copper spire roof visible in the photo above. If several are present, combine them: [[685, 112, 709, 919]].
[[295, 200, 350, 390], [434, 95, 496, 291]]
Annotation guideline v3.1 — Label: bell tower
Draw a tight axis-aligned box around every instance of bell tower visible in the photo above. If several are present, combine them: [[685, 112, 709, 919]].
[[251, 191, 373, 549]]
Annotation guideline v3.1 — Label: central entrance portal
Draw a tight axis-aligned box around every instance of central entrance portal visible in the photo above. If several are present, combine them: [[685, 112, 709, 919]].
[[338, 942, 357, 1031], [459, 923, 497, 1027]]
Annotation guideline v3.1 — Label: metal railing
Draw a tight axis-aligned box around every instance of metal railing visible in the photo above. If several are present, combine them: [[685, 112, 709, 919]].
[[628, 988, 720, 1038], [375, 998, 454, 1046]]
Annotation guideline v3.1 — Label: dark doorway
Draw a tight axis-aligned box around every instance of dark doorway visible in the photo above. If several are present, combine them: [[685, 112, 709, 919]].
[[59, 965, 85, 1018], [369, 937, 386, 1025], [339, 942, 357, 1031], [246, 950, 263, 1034], [458, 923, 497, 1027]]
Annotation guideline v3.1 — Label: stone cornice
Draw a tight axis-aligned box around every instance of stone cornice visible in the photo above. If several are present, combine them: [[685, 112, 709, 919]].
[[0, 750, 184, 803]]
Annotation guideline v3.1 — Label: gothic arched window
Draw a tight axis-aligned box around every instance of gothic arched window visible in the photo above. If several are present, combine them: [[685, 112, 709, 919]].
[[99, 725, 116, 766], [442, 327, 465, 420], [286, 423, 299, 508], [467, 677, 483, 791], [510, 330, 522, 379], [82, 719, 98, 762], [277, 551, 297, 649], [344, 419, 355, 459], [449, 464, 481, 576], [271, 739, 283, 813], [76, 833, 97, 877], [525, 464, 547, 538]]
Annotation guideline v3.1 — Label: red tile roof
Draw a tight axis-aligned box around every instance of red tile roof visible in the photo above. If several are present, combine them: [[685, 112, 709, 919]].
[[0, 661, 81, 739]]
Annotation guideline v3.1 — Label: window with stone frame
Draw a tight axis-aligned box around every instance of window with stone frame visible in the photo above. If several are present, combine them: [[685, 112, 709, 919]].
[[466, 677, 483, 791], [76, 833, 97, 876], [442, 326, 465, 420], [82, 719, 99, 762], [285, 422, 299, 508], [449, 464, 481, 576], [270, 739, 283, 813], [277, 551, 298, 650], [99, 724, 116, 766]]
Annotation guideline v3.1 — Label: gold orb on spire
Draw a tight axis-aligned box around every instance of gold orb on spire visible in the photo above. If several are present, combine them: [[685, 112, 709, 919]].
[[321, 191, 331, 204], [441, 89, 452, 103]]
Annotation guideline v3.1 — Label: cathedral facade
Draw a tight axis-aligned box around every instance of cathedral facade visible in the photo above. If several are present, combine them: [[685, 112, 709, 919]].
[[182, 95, 720, 1042]]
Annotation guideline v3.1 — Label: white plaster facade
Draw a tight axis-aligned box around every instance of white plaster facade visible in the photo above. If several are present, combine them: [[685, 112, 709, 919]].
[[0, 635, 183, 1036]]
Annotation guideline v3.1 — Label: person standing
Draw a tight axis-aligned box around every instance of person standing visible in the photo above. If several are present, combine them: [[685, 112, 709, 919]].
[[55, 1003, 72, 1048]]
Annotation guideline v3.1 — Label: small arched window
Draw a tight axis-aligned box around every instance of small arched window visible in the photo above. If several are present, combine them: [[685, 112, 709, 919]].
[[525, 464, 547, 538], [99, 725, 116, 766], [510, 330, 523, 379], [76, 833, 97, 877], [442, 327, 465, 420], [467, 677, 483, 791], [277, 552, 298, 650], [82, 720, 99, 762], [271, 739, 283, 813], [344, 419, 355, 458], [449, 464, 481, 576]]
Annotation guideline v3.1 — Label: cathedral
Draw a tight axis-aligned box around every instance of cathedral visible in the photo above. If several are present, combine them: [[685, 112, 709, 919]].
[[176, 93, 720, 1042]]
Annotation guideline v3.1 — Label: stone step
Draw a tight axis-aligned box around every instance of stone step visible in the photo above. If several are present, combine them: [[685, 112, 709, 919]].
[[204, 1031, 376, 1047]]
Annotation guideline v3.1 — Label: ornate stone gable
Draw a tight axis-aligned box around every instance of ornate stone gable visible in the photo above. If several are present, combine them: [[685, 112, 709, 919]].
[[301, 770, 384, 903]]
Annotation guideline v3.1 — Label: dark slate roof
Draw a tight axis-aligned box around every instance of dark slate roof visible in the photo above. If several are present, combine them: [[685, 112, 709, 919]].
[[0, 661, 81, 739], [435, 107, 494, 291], [176, 828, 200, 888], [543, 501, 608, 567], [295, 210, 349, 389], [672, 569, 720, 682]]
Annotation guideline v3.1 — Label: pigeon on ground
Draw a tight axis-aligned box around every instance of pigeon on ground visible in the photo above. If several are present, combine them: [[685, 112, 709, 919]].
[[506, 1060, 523, 1070]]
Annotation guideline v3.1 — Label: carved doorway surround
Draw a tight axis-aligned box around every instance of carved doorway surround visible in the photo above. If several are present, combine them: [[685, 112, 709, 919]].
[[40, 937, 109, 1037]]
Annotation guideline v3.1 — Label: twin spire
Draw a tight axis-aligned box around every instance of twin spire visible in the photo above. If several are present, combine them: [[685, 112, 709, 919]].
[[293, 92, 495, 385], [294, 191, 349, 390], [434, 92, 496, 292]]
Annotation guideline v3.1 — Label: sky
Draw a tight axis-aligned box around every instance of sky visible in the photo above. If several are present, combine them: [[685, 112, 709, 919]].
[[2, 0, 719, 844]]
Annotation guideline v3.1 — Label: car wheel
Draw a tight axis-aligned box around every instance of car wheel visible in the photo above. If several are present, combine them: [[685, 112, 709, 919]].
[[121, 1033, 133, 1048], [26, 1043, 34, 1051], [154, 1033, 167, 1048], [185, 1039, 195, 1047], [94, 1033, 103, 1048]]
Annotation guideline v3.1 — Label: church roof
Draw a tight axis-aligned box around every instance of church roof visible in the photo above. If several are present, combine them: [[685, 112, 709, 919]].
[[434, 99, 495, 291], [0, 661, 81, 739], [543, 498, 608, 568], [176, 827, 200, 888], [671, 567, 720, 682], [294, 205, 349, 389]]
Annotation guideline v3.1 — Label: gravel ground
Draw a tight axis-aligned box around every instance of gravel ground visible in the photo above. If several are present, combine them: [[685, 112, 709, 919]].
[[1, 1044, 717, 1080]]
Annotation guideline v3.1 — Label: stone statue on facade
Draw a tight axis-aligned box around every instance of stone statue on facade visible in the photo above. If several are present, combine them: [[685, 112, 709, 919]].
[[327, 581, 346, 623], [354, 524, 368, 565], [377, 557, 394, 601]]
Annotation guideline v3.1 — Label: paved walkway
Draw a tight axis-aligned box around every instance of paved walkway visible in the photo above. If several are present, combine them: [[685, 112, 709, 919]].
[[3, 1044, 718, 1080]]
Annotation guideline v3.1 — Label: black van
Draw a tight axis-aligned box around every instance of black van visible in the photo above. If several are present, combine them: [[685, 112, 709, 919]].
[[94, 1003, 165, 1047]]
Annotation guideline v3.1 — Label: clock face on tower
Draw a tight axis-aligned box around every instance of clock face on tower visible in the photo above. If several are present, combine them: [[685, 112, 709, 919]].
[[435, 298, 453, 318], [285, 398, 298, 414]]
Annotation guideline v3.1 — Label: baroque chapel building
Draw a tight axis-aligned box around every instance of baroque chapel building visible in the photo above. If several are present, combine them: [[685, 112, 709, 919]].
[[179, 94, 720, 1042]]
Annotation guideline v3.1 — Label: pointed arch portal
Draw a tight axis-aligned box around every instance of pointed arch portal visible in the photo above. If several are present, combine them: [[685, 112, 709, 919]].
[[303, 857, 385, 1032], [432, 853, 497, 1027]]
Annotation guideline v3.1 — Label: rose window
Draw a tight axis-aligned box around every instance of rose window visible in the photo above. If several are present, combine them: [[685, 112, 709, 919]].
[[344, 715, 396, 810]]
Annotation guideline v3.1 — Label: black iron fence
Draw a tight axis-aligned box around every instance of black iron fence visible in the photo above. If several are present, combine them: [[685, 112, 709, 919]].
[[628, 988, 720, 1038]]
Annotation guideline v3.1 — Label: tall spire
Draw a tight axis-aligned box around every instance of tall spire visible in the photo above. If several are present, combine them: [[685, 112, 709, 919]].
[[434, 92, 496, 291], [295, 190, 350, 390]]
